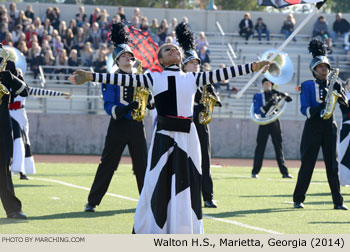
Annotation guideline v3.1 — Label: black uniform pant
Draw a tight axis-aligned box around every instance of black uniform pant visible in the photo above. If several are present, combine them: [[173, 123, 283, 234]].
[[252, 120, 289, 175], [293, 119, 343, 205], [87, 118, 148, 206], [0, 107, 22, 215], [194, 119, 213, 201]]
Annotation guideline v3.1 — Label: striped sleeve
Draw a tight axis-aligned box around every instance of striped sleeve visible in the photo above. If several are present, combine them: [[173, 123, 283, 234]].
[[29, 87, 64, 96], [92, 72, 153, 89], [193, 63, 253, 87]]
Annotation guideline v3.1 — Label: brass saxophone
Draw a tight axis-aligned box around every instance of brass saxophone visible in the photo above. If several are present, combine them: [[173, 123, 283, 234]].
[[320, 68, 341, 120], [0, 47, 10, 105], [199, 85, 219, 125], [131, 59, 150, 122]]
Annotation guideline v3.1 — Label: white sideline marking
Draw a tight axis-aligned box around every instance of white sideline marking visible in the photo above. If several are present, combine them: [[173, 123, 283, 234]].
[[50, 197, 60, 200], [33, 177, 281, 234]]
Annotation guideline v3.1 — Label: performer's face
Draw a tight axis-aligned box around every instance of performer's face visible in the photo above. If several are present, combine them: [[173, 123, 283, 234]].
[[315, 63, 330, 80], [262, 80, 273, 91], [158, 44, 181, 66], [184, 59, 200, 73], [118, 52, 133, 70]]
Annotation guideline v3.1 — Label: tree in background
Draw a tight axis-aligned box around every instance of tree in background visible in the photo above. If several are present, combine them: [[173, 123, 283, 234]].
[[328, 0, 350, 13]]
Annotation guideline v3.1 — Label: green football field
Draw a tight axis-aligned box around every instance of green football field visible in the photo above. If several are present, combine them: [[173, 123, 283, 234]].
[[0, 163, 349, 234]]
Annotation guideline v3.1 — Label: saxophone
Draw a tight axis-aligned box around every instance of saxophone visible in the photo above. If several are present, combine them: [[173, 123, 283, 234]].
[[0, 47, 10, 105], [199, 85, 219, 125], [320, 68, 341, 120], [131, 59, 150, 122]]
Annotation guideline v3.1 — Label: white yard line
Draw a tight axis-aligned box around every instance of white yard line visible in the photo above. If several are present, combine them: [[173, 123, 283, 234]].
[[32, 177, 282, 234]]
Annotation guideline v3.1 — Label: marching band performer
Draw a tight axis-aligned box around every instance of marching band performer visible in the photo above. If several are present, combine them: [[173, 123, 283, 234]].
[[10, 87, 71, 180], [84, 23, 154, 213], [176, 22, 221, 208], [337, 78, 350, 186], [293, 39, 348, 210], [0, 43, 28, 219], [69, 29, 270, 233], [251, 78, 293, 178]]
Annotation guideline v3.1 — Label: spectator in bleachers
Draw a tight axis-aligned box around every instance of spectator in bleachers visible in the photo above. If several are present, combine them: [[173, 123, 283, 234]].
[[130, 16, 140, 29], [83, 22, 91, 42], [9, 3, 19, 31], [239, 12, 253, 42], [68, 19, 77, 36], [198, 46, 210, 65], [34, 17, 44, 42], [53, 35, 64, 57], [150, 18, 158, 34], [109, 14, 121, 30], [344, 33, 350, 62], [89, 8, 101, 26], [43, 18, 54, 35], [117, 6, 126, 23], [331, 13, 350, 46], [68, 49, 80, 74], [92, 43, 107, 62], [133, 7, 142, 20], [182, 16, 189, 24], [75, 6, 87, 27], [157, 19, 169, 45], [28, 42, 42, 79], [165, 31, 178, 46], [15, 10, 29, 28], [12, 24, 23, 45], [58, 21, 67, 38], [50, 29, 59, 49], [25, 4, 34, 21], [169, 17, 178, 33], [195, 31, 208, 50], [0, 23, 8, 42], [17, 32, 26, 47], [255, 17, 270, 43], [25, 24, 37, 48], [17, 40, 28, 57], [140, 17, 149, 32], [42, 47, 56, 77], [312, 15, 332, 50], [281, 14, 296, 42], [2, 32, 13, 46], [90, 22, 101, 50], [93, 48, 107, 73], [63, 28, 74, 54], [55, 48, 68, 81], [52, 7, 61, 30], [80, 41, 93, 67], [73, 27, 85, 56]]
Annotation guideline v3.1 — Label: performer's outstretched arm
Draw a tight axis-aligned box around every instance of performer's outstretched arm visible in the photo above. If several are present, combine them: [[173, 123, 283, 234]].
[[29, 87, 70, 97]]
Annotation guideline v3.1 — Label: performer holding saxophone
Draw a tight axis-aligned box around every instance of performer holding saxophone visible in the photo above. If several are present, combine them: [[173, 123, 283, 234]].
[[84, 23, 154, 212], [0, 43, 28, 219], [293, 39, 348, 210], [176, 22, 221, 208], [251, 78, 293, 178]]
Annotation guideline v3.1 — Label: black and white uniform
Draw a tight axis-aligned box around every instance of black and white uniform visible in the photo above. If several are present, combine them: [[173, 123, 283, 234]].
[[0, 61, 28, 216], [338, 91, 350, 186], [92, 63, 253, 234], [193, 87, 214, 202], [10, 87, 66, 175]]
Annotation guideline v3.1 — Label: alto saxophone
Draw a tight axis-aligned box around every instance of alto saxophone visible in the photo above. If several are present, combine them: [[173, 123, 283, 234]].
[[0, 47, 10, 105], [131, 59, 150, 122], [199, 85, 219, 125], [320, 68, 341, 120]]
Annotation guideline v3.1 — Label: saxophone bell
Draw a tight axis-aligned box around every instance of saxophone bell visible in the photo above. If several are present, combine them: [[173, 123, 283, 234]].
[[199, 85, 221, 125], [0, 46, 10, 105]]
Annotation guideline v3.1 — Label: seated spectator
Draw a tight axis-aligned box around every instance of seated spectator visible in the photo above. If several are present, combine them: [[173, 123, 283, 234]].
[[0, 23, 8, 42], [165, 31, 178, 46], [140, 17, 149, 32], [92, 43, 107, 62], [117, 6, 126, 23], [75, 6, 87, 27], [109, 14, 121, 30], [157, 19, 169, 45], [68, 49, 80, 74], [80, 41, 93, 67], [198, 46, 210, 65], [150, 18, 159, 34], [239, 12, 253, 42], [93, 49, 107, 73], [90, 22, 101, 49], [28, 42, 43, 79], [17, 40, 28, 58], [182, 16, 189, 24], [281, 14, 296, 41], [15, 10, 29, 27], [9, 3, 19, 31], [2, 31, 12, 46], [12, 24, 23, 45], [63, 28, 74, 54], [68, 19, 78, 36], [53, 35, 64, 57], [58, 21, 67, 38], [43, 18, 54, 35], [99, 9, 109, 28], [89, 8, 101, 25], [83, 22, 91, 42], [331, 13, 350, 45], [195, 31, 208, 50], [25, 4, 35, 21], [130, 16, 140, 29], [42, 48, 56, 77], [34, 17, 44, 42], [255, 17, 270, 42], [133, 8, 142, 19], [169, 17, 178, 33], [73, 27, 85, 56], [55, 49, 68, 81], [312, 15, 332, 50], [52, 7, 61, 30]]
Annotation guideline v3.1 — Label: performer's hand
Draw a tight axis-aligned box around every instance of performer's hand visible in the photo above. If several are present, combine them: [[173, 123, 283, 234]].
[[62, 92, 72, 100], [127, 101, 139, 110], [68, 70, 93, 85], [253, 61, 270, 73]]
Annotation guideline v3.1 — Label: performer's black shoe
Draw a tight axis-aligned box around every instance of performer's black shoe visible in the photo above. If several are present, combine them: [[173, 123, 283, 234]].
[[282, 174, 293, 179], [294, 202, 304, 209], [84, 203, 96, 212], [251, 174, 259, 178], [20, 173, 29, 180], [204, 200, 217, 208], [334, 204, 348, 210], [7, 211, 28, 219]]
